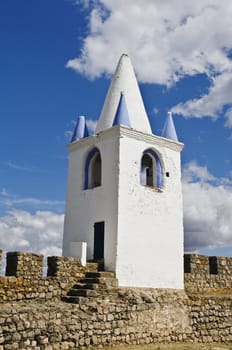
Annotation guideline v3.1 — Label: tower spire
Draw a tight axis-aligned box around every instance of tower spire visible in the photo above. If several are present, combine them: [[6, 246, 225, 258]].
[[96, 54, 152, 134], [162, 112, 178, 141]]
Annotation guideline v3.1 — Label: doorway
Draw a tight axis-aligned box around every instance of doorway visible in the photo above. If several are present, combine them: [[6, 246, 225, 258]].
[[94, 221, 105, 261]]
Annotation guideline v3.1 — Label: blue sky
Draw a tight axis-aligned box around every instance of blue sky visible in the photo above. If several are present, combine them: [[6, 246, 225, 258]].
[[0, 0, 232, 261]]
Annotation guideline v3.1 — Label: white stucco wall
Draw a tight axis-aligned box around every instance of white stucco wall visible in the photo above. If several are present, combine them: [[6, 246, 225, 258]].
[[63, 126, 184, 289], [62, 128, 120, 272], [116, 128, 184, 289]]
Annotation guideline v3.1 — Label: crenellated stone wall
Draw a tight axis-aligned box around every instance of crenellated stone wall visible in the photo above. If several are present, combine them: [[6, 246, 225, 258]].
[[0, 250, 231, 349], [1, 251, 232, 301], [184, 253, 232, 291], [0, 251, 98, 303]]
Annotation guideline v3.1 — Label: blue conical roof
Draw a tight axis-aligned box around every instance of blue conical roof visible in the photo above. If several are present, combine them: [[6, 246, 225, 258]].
[[112, 93, 131, 128], [71, 116, 89, 143], [162, 112, 178, 141]]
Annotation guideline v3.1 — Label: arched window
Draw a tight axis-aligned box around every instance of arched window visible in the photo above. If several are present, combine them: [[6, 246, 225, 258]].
[[140, 149, 163, 188], [84, 148, 102, 189]]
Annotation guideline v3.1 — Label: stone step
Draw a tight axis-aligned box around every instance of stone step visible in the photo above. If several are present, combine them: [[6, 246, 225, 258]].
[[87, 259, 104, 271], [62, 296, 87, 304], [80, 277, 118, 287], [85, 262, 99, 271], [85, 271, 115, 278], [62, 269, 118, 304], [67, 289, 97, 297], [72, 283, 107, 291], [63, 290, 118, 304]]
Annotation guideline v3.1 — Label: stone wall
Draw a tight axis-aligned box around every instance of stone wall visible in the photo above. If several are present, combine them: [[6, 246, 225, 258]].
[[0, 251, 98, 303], [0, 251, 232, 302], [0, 250, 232, 349], [6, 252, 43, 279], [1, 251, 232, 302], [188, 293, 232, 343], [184, 254, 232, 291], [0, 250, 2, 275], [0, 289, 232, 349]]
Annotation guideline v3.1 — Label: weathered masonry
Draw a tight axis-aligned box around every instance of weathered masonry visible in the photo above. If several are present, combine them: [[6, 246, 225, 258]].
[[0, 250, 232, 349], [1, 250, 231, 302]]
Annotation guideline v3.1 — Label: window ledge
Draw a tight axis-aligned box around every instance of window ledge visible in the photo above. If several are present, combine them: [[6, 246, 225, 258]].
[[143, 185, 163, 192], [83, 185, 102, 191]]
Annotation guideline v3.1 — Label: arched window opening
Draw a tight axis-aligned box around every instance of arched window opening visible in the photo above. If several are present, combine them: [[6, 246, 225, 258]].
[[141, 154, 154, 186], [140, 149, 163, 189], [89, 152, 101, 188], [84, 148, 102, 189]]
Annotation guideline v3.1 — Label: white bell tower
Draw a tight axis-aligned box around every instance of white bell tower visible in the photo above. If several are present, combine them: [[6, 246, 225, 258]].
[[62, 54, 184, 289]]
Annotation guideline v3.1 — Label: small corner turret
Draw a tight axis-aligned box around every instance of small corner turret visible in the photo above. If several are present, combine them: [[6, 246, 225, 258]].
[[162, 111, 178, 142], [70, 115, 89, 143]]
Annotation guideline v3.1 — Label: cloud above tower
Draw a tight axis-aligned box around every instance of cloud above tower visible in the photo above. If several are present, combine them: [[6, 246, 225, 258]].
[[68, 0, 232, 128], [183, 161, 232, 252]]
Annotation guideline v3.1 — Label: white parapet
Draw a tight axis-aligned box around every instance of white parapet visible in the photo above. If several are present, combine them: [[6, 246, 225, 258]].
[[70, 242, 87, 266]]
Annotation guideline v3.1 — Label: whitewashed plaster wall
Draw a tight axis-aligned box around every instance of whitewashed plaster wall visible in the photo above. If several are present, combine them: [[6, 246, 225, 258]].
[[63, 126, 184, 288], [62, 128, 120, 272], [116, 128, 184, 289]]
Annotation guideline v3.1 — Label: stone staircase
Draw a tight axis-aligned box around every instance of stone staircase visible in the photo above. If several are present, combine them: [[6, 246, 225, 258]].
[[62, 271, 118, 304]]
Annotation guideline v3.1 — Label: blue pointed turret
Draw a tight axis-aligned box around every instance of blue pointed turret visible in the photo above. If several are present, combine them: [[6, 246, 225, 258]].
[[71, 115, 89, 143], [162, 112, 178, 141], [112, 93, 131, 128]]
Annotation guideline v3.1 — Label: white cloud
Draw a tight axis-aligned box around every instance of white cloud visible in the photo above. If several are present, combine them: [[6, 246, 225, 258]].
[[182, 160, 216, 183], [225, 107, 232, 128], [171, 71, 232, 124], [64, 119, 77, 141], [0, 195, 64, 212], [6, 162, 46, 173], [0, 187, 65, 213], [152, 107, 159, 115], [64, 130, 73, 141], [0, 210, 63, 270], [183, 162, 232, 252], [0, 189, 65, 273], [0, 188, 8, 196], [86, 118, 97, 134], [68, 0, 232, 127]]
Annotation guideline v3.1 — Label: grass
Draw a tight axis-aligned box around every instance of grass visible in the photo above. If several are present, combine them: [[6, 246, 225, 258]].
[[100, 343, 232, 350]]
